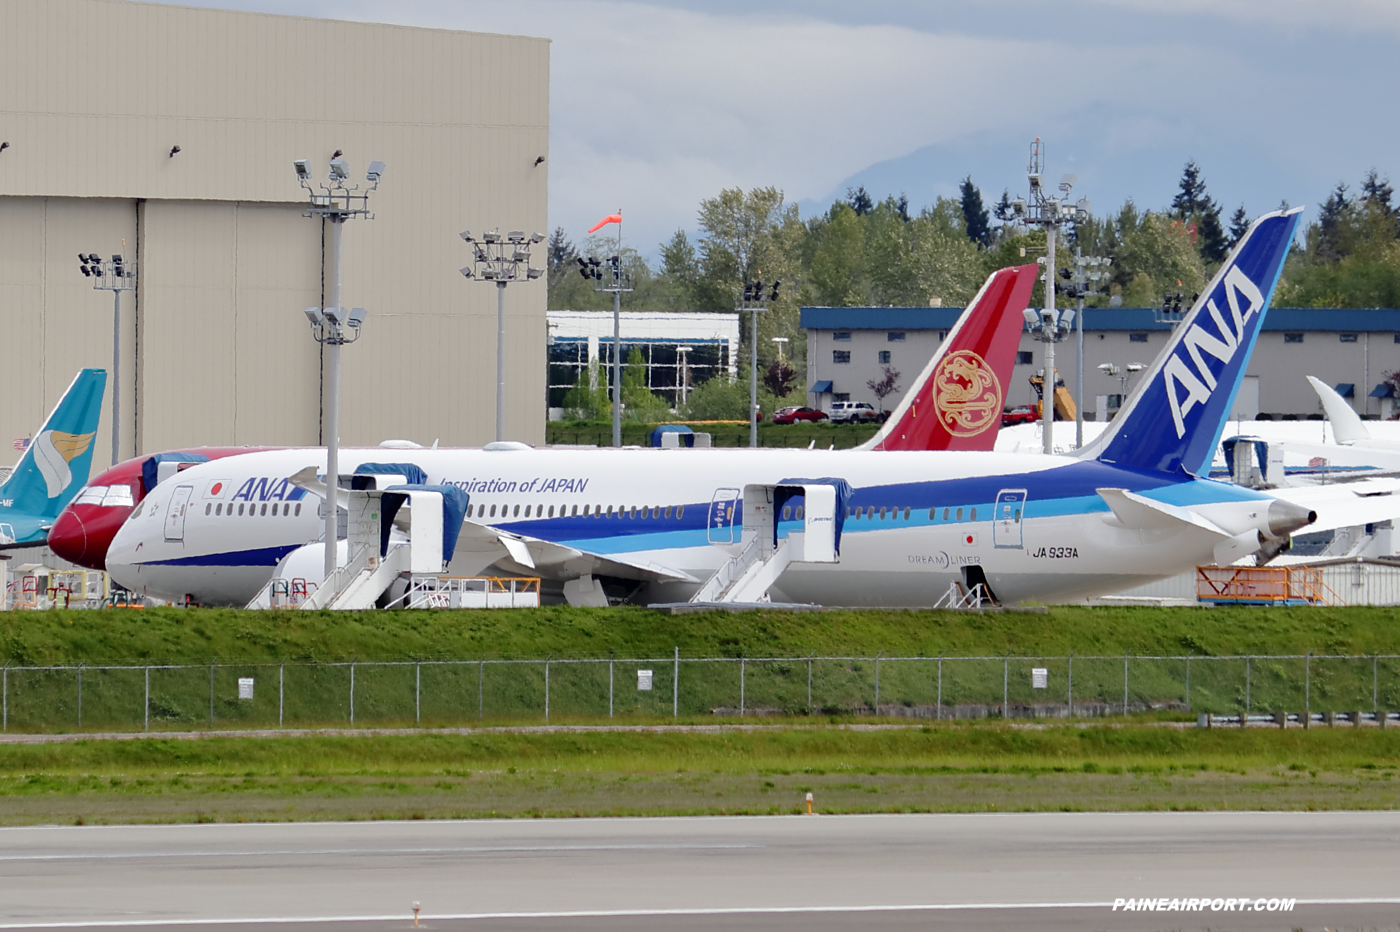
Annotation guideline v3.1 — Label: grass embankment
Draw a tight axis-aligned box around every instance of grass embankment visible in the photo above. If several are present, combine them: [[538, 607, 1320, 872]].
[[3, 605, 1399, 732], [1, 726, 1397, 824], [546, 420, 880, 449]]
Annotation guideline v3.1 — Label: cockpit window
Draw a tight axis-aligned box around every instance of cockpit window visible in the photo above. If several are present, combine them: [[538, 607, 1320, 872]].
[[75, 486, 108, 506], [103, 485, 134, 507], [130, 501, 145, 519]]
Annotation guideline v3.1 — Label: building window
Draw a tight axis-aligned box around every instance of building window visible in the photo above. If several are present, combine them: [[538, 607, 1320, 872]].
[[1129, 333, 1148, 343], [1107, 394, 1123, 409], [1284, 333, 1304, 344], [938, 330, 948, 340], [878, 350, 891, 364], [833, 392, 850, 402], [1340, 333, 1359, 343], [833, 331, 851, 342], [833, 350, 851, 364], [1016, 351, 1033, 365], [887, 332, 906, 342]]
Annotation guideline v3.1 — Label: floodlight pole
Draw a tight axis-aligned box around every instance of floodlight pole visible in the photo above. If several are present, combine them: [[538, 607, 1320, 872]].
[[297, 158, 382, 583], [738, 281, 779, 448], [1064, 248, 1111, 447], [79, 256, 136, 465], [575, 242, 632, 447], [459, 229, 545, 443]]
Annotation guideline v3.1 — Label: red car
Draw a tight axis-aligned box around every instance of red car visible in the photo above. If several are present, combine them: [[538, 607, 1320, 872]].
[[1001, 405, 1038, 426], [772, 406, 830, 425]]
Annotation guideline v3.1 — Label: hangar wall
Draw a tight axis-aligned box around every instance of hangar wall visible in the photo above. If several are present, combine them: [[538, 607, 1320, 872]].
[[0, 0, 550, 467]]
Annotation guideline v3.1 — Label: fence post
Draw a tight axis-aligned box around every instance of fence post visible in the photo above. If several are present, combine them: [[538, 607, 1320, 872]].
[[479, 659, 484, 720], [1067, 652, 1073, 718], [874, 652, 882, 715], [739, 656, 745, 717], [2, 664, 6, 732], [609, 654, 615, 719], [208, 664, 214, 725], [77, 664, 83, 729], [279, 664, 284, 727], [544, 657, 551, 723], [349, 662, 355, 725], [1305, 651, 1312, 728], [1374, 654, 1379, 715], [1246, 655, 1251, 716], [416, 663, 421, 725], [144, 667, 149, 732], [673, 647, 678, 719], [1123, 654, 1129, 716], [1185, 656, 1191, 713], [1003, 656, 1009, 718], [936, 655, 943, 721], [807, 656, 813, 715]]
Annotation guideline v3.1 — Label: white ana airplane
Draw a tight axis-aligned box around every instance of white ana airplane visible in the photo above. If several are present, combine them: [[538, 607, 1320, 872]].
[[106, 208, 1400, 608]]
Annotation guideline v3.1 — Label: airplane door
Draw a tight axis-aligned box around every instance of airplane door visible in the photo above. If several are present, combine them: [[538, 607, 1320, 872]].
[[993, 489, 1027, 549], [164, 485, 194, 542], [707, 488, 741, 544]]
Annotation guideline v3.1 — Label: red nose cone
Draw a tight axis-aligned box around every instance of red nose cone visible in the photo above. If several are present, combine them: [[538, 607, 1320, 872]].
[[49, 508, 93, 568]]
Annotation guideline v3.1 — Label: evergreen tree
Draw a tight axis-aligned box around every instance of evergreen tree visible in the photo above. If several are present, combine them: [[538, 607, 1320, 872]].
[[1171, 160, 1207, 218], [1361, 169, 1397, 220], [992, 189, 1014, 223], [846, 186, 874, 216], [1197, 198, 1229, 264], [1317, 183, 1354, 260], [1228, 205, 1249, 246], [959, 176, 991, 248], [895, 193, 910, 223]]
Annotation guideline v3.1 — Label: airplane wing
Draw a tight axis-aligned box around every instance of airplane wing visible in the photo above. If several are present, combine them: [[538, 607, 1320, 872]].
[[1265, 478, 1400, 536], [453, 519, 699, 584]]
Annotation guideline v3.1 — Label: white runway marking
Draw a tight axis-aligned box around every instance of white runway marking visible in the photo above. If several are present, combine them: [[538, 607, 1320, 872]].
[[0, 843, 758, 862], [4, 899, 1400, 928]]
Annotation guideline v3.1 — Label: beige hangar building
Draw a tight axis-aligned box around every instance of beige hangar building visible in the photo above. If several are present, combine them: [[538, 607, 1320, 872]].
[[0, 0, 550, 469]]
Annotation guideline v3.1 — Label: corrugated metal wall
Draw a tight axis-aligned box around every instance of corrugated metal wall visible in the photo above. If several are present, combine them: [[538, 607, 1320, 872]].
[[0, 0, 550, 465]]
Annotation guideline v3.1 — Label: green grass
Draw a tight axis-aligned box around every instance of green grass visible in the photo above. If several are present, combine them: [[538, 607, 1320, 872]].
[[8, 604, 1400, 667], [0, 725, 1397, 824], [546, 419, 881, 449]]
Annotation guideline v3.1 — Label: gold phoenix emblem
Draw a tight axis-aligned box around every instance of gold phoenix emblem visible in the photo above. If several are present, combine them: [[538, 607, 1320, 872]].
[[931, 350, 1002, 437]]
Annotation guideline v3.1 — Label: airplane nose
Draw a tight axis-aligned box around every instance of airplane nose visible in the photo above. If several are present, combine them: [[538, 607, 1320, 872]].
[[49, 509, 92, 568]]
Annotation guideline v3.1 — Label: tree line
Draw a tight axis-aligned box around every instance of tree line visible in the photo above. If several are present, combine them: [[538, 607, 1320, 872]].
[[549, 162, 1400, 421]]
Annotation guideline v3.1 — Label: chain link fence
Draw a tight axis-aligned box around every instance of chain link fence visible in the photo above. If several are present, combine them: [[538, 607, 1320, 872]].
[[3, 653, 1399, 733]]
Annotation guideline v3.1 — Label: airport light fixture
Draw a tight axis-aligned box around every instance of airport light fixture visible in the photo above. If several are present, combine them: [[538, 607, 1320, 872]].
[[294, 155, 384, 583], [1004, 139, 1091, 454], [676, 345, 692, 407], [460, 229, 545, 443], [1060, 249, 1112, 447], [1098, 362, 1145, 412], [771, 336, 789, 363], [78, 253, 136, 466], [577, 252, 634, 447], [738, 278, 781, 448]]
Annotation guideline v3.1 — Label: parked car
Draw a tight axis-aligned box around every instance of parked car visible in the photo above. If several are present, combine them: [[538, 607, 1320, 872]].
[[1001, 405, 1039, 426], [772, 406, 829, 425], [828, 401, 881, 423]]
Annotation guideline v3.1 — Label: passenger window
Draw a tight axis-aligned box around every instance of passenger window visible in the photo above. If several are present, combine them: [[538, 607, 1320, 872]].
[[629, 506, 637, 519], [665, 506, 672, 519], [943, 507, 950, 521], [1014, 508, 1021, 522], [879, 507, 886, 519], [205, 503, 211, 515], [607, 505, 614, 517], [571, 505, 578, 517], [523, 505, 531, 517], [490, 504, 497, 518], [929, 508, 935, 520], [537, 503, 543, 515], [548, 505, 555, 518], [956, 508, 963, 521], [216, 503, 222, 516], [295, 504, 301, 517], [904, 507, 910, 520], [782, 506, 791, 521], [846, 507, 852, 518], [513, 505, 520, 517], [238, 503, 245, 516], [677, 506, 684, 518], [796, 506, 804, 520], [970, 507, 977, 521], [261, 503, 268, 516], [284, 503, 291, 516]]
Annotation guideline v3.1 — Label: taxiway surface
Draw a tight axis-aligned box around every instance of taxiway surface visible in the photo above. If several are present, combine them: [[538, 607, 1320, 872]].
[[0, 811, 1396, 930]]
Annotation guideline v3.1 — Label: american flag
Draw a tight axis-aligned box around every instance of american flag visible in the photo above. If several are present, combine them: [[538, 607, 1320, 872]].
[[12, 438, 28, 451]]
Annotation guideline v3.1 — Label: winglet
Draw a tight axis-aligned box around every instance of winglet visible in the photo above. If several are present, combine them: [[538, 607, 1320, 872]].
[[1307, 375, 1370, 444]]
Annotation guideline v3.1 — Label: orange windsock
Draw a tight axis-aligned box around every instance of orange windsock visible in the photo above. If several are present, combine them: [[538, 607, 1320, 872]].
[[588, 214, 622, 234]]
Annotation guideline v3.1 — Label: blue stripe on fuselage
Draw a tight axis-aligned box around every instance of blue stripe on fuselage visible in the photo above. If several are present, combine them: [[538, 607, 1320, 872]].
[[141, 545, 299, 567]]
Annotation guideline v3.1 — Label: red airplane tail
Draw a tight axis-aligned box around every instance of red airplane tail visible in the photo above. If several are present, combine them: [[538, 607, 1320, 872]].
[[864, 264, 1037, 452]]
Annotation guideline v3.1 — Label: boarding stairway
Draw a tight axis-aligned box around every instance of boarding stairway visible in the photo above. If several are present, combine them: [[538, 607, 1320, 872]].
[[689, 480, 847, 604], [247, 463, 468, 611]]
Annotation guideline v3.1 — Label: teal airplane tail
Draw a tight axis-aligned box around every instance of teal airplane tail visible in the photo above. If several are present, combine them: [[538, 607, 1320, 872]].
[[0, 369, 107, 545]]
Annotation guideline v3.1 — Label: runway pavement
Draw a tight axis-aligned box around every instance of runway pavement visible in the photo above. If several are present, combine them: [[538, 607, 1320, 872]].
[[0, 812, 1396, 931]]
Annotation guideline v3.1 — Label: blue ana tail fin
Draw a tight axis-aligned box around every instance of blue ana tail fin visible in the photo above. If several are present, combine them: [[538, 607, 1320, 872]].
[[0, 369, 107, 519], [1076, 208, 1302, 475]]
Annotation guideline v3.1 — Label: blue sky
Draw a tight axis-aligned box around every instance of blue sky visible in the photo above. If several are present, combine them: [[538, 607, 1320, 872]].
[[166, 0, 1400, 259]]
